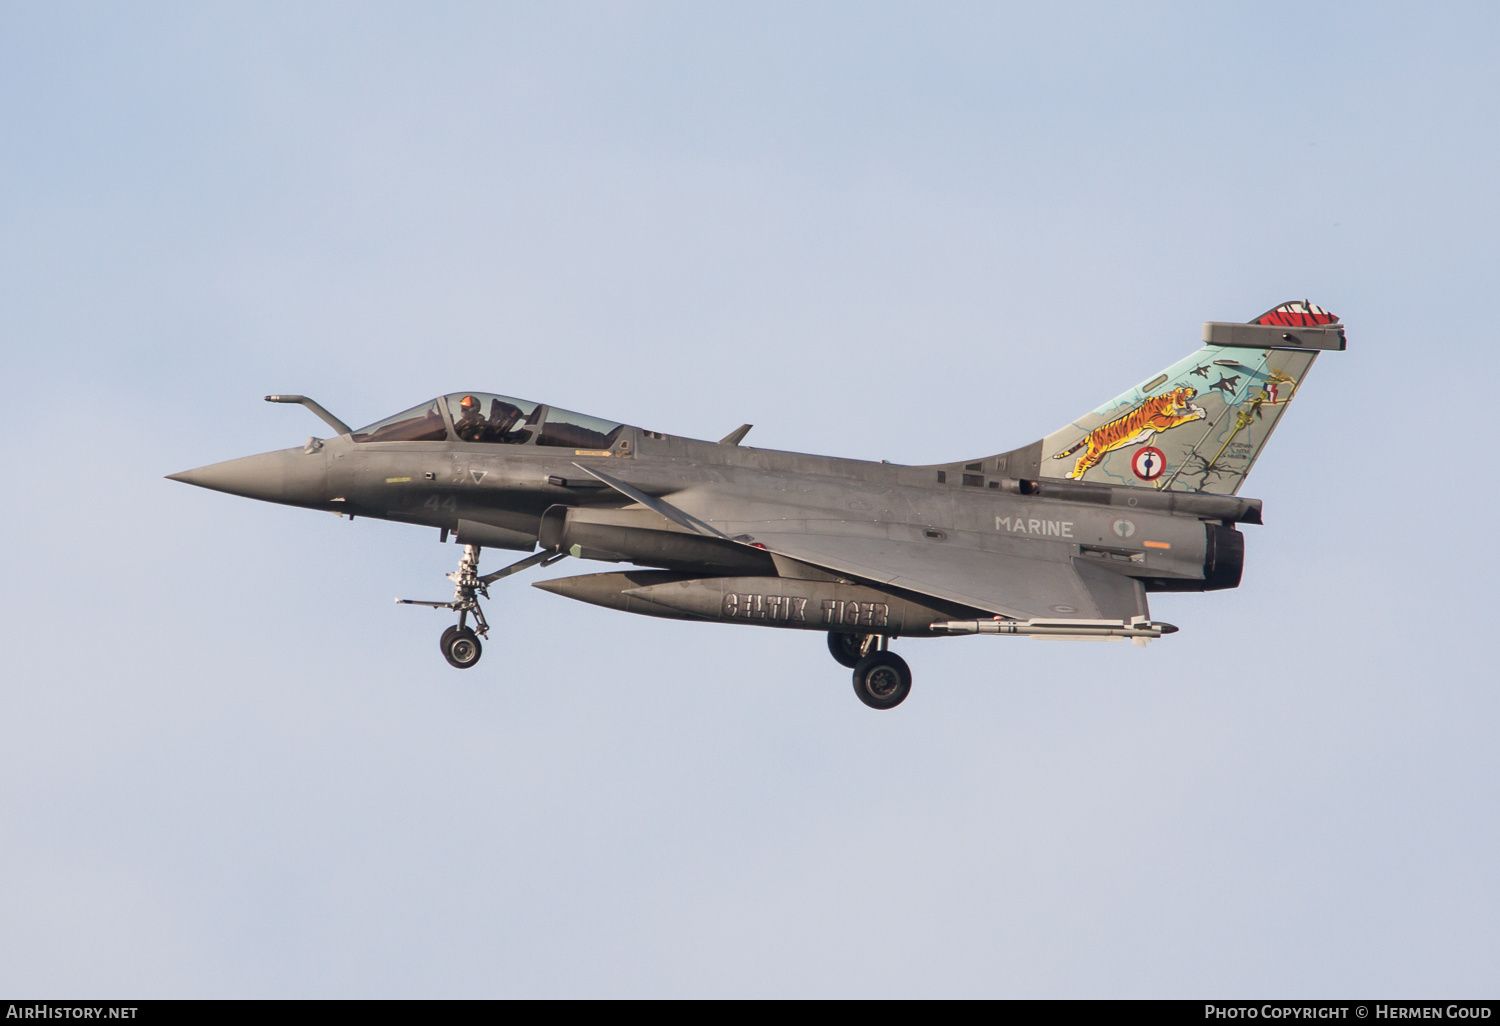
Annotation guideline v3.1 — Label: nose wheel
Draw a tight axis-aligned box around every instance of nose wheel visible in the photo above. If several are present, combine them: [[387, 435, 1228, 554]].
[[440, 625, 483, 669], [399, 544, 564, 669]]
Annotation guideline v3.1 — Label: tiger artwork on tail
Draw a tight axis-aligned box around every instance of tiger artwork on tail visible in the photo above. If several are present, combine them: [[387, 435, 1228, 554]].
[[1051, 386, 1206, 480]]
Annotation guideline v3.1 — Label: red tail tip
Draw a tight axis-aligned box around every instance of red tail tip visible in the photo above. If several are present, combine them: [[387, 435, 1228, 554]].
[[1252, 300, 1339, 327]]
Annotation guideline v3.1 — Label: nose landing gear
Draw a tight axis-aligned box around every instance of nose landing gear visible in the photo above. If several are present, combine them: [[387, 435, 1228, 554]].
[[443, 628, 483, 668], [399, 544, 563, 669], [439, 624, 482, 669]]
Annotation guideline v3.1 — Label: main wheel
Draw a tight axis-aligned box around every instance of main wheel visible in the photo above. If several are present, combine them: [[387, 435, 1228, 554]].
[[827, 631, 868, 668], [439, 624, 459, 655], [851, 651, 911, 710], [442, 627, 483, 669]]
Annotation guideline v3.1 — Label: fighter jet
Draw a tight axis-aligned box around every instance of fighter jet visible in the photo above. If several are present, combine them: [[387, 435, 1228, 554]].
[[168, 300, 1346, 709]]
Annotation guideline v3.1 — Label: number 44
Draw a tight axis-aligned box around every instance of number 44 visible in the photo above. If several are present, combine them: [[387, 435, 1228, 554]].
[[423, 495, 458, 512]]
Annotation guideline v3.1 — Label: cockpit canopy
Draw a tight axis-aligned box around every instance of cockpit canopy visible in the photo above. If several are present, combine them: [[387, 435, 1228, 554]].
[[350, 393, 625, 450], [350, 400, 448, 443]]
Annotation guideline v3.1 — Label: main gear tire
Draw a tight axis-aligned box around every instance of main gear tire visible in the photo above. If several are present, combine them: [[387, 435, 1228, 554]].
[[851, 651, 911, 710], [440, 624, 459, 655], [442, 627, 483, 669], [827, 631, 868, 669]]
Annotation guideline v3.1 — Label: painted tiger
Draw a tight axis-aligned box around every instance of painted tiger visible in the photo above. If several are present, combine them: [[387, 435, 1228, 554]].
[[1051, 386, 1206, 480]]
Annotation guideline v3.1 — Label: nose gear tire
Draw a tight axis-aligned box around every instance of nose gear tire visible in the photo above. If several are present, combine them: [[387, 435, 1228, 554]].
[[851, 651, 911, 710], [443, 627, 483, 669]]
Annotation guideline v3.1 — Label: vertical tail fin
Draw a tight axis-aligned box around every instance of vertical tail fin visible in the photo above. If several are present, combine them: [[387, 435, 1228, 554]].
[[1027, 302, 1345, 495]]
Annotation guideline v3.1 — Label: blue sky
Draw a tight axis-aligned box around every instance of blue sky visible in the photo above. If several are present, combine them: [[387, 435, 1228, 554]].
[[2, 2, 1497, 996]]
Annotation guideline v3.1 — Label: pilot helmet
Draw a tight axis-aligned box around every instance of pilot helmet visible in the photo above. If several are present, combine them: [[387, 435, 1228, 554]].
[[459, 395, 480, 414]]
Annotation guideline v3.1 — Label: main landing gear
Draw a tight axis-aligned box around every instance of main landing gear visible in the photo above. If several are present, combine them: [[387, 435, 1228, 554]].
[[828, 632, 912, 710], [398, 544, 564, 669]]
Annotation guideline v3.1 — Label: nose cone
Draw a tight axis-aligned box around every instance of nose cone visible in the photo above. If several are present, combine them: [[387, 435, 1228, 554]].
[[168, 447, 328, 508]]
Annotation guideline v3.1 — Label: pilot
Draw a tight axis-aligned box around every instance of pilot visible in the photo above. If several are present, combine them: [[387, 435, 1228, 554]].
[[486, 398, 526, 442], [454, 394, 487, 442]]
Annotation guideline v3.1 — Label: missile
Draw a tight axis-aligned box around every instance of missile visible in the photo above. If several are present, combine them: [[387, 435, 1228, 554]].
[[931, 616, 1178, 646]]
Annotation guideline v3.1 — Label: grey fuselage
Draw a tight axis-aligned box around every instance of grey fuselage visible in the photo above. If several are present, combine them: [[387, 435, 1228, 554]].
[[174, 402, 1256, 636]]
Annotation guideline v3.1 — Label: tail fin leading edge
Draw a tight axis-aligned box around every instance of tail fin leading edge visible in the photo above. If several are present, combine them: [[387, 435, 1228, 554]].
[[1036, 301, 1345, 495]]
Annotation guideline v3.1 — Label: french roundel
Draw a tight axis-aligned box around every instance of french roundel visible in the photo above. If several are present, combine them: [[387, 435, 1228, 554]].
[[1131, 446, 1166, 481]]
